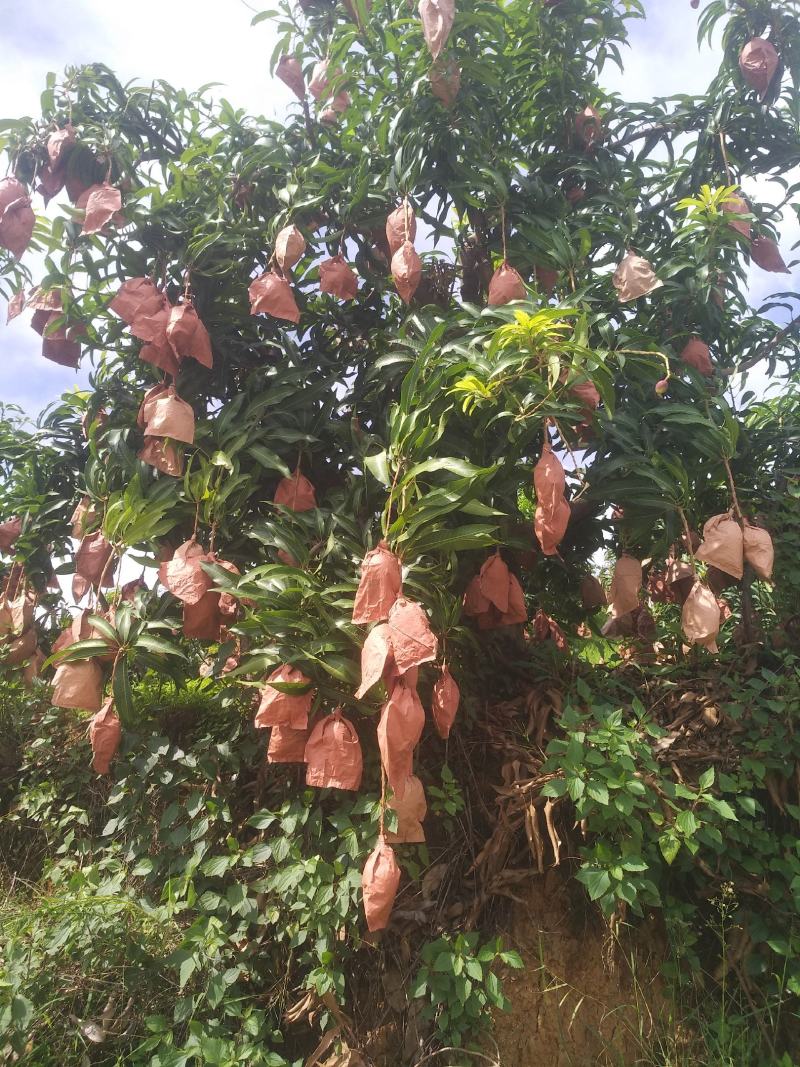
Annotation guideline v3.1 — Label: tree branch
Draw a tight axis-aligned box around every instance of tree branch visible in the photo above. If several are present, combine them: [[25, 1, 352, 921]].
[[721, 313, 800, 377]]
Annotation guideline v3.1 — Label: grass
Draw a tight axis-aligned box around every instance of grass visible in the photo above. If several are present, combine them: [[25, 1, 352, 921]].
[[0, 872, 182, 1064]]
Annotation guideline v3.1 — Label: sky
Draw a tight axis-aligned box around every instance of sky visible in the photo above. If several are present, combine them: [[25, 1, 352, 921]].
[[0, 0, 796, 415]]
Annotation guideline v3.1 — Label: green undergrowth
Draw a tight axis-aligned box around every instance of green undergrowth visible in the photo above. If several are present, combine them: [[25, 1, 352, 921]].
[[1, 651, 800, 1064], [0, 679, 516, 1065]]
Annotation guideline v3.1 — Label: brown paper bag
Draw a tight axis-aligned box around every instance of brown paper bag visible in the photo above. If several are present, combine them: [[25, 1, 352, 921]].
[[144, 387, 195, 443], [4, 627, 37, 666], [275, 225, 306, 271], [429, 56, 461, 108], [356, 623, 394, 699], [612, 252, 663, 302], [580, 575, 606, 611], [391, 241, 422, 304], [500, 574, 528, 625], [159, 539, 213, 604], [353, 541, 403, 624], [70, 497, 98, 539], [742, 521, 773, 580], [377, 678, 425, 798], [386, 775, 426, 844], [431, 664, 459, 739], [320, 256, 359, 299], [0, 516, 22, 552], [575, 105, 604, 149], [305, 708, 363, 790], [110, 277, 164, 324], [138, 436, 183, 476], [681, 338, 713, 376], [80, 182, 123, 234], [386, 204, 416, 256], [750, 236, 789, 274], [479, 553, 510, 613], [73, 531, 115, 601], [274, 469, 317, 511], [248, 271, 300, 323], [267, 721, 310, 763], [488, 262, 525, 306], [276, 55, 305, 99], [739, 38, 779, 100], [52, 659, 104, 711], [255, 664, 314, 729], [723, 193, 751, 239], [695, 513, 744, 580], [0, 178, 35, 258], [534, 442, 569, 556], [166, 304, 213, 368], [182, 592, 223, 641], [362, 837, 401, 931], [419, 0, 454, 60], [682, 581, 720, 653], [89, 698, 122, 774], [387, 597, 438, 674], [608, 555, 642, 618]]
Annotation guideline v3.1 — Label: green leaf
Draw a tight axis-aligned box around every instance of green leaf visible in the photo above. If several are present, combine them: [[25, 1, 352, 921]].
[[576, 868, 612, 901], [137, 634, 187, 660], [113, 655, 134, 722], [586, 781, 609, 805], [364, 450, 391, 486], [201, 854, 235, 877], [248, 445, 291, 477], [11, 995, 33, 1030], [698, 767, 715, 791], [659, 833, 681, 865], [707, 797, 738, 821], [178, 954, 196, 990], [405, 523, 498, 556], [211, 450, 234, 473], [675, 810, 699, 836], [499, 950, 524, 969]]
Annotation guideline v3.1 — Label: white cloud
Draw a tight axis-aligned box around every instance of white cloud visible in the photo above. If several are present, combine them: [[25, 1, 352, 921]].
[[1, 2, 796, 414], [0, 0, 287, 117], [1, 0, 287, 411], [604, 4, 724, 100]]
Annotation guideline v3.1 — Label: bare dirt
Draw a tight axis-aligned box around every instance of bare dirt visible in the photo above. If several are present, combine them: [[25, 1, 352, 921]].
[[492, 871, 666, 1067]]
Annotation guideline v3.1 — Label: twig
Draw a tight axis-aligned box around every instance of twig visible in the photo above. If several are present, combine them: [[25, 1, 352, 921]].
[[677, 506, 697, 576], [606, 121, 672, 154], [721, 313, 800, 377], [721, 455, 743, 523], [414, 1045, 500, 1065], [718, 130, 733, 185]]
